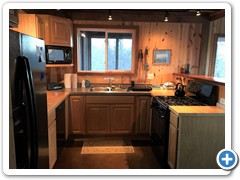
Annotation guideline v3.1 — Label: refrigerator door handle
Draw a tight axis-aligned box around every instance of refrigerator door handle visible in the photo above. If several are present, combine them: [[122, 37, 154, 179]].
[[16, 56, 38, 168]]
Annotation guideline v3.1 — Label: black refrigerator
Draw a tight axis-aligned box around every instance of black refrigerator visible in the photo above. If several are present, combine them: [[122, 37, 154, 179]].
[[9, 29, 49, 169]]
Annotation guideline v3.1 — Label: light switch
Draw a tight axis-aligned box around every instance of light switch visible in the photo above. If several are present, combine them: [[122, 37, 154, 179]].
[[147, 73, 154, 79]]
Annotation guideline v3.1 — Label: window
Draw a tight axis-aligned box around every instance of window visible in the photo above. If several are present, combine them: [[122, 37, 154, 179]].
[[214, 36, 225, 78], [77, 28, 136, 73]]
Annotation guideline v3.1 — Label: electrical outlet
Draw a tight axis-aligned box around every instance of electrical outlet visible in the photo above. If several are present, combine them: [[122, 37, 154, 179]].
[[147, 73, 154, 79]]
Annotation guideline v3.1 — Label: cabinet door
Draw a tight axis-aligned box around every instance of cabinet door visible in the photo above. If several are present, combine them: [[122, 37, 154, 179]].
[[110, 104, 134, 134], [48, 120, 57, 169], [48, 16, 72, 46], [70, 96, 85, 134], [168, 123, 178, 169], [11, 14, 37, 37], [86, 104, 110, 134], [36, 15, 45, 40], [135, 96, 151, 134]]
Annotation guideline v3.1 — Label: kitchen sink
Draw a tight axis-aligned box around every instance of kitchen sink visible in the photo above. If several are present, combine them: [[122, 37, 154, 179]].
[[89, 86, 129, 92]]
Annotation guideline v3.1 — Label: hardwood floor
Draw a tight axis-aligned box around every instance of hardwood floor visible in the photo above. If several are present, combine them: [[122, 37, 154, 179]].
[[54, 135, 162, 169]]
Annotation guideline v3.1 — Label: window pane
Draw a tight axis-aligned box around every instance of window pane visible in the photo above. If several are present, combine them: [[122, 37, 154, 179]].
[[78, 29, 135, 73], [107, 33, 132, 70], [118, 39, 132, 70], [214, 37, 225, 78], [108, 38, 116, 70], [91, 38, 105, 71], [79, 31, 105, 71]]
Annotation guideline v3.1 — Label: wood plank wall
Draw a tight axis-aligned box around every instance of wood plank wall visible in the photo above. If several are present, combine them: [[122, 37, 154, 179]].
[[46, 20, 202, 85], [205, 17, 225, 75]]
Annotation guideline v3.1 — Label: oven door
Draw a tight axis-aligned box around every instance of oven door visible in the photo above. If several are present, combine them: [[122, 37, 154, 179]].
[[151, 104, 169, 145], [151, 99, 170, 168]]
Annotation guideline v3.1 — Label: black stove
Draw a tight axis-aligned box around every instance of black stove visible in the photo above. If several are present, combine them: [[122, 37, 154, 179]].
[[151, 80, 218, 169], [154, 96, 206, 107]]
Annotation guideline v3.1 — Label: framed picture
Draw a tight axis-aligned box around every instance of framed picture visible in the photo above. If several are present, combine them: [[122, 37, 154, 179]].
[[153, 49, 171, 64]]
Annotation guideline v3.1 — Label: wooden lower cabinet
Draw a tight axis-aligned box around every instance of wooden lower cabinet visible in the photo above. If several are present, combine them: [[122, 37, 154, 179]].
[[85, 96, 134, 134], [48, 120, 57, 169], [168, 123, 178, 168], [135, 96, 151, 134], [70, 96, 85, 134], [111, 104, 134, 134], [168, 111, 225, 169], [86, 104, 110, 134], [69, 95, 151, 135]]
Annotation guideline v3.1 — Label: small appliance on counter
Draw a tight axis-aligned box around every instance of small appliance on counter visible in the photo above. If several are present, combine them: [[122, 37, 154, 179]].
[[47, 82, 64, 90], [174, 83, 186, 97], [127, 82, 152, 91]]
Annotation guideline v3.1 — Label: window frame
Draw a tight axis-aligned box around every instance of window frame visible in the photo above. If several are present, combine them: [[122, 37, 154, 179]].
[[75, 26, 138, 75]]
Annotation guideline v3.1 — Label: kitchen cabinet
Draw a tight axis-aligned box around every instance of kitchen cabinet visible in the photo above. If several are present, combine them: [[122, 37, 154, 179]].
[[11, 13, 45, 39], [9, 9, 19, 27], [48, 110, 57, 169], [70, 96, 85, 134], [111, 104, 134, 134], [39, 15, 73, 47], [85, 96, 134, 134], [135, 96, 151, 134], [167, 112, 178, 168], [86, 104, 110, 134], [168, 111, 225, 169]]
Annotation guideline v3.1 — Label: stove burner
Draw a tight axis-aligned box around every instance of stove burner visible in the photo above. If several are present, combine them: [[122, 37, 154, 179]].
[[156, 96, 206, 106]]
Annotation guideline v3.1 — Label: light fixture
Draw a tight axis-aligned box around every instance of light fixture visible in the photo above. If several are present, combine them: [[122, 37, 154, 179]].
[[108, 10, 112, 21], [196, 10, 201, 16], [81, 32, 86, 37], [164, 11, 168, 22]]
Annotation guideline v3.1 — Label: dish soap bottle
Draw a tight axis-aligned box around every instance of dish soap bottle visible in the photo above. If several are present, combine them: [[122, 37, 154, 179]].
[[81, 78, 85, 88]]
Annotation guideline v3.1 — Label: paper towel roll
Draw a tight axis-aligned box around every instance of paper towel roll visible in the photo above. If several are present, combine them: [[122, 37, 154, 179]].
[[71, 74, 78, 88], [64, 73, 71, 88]]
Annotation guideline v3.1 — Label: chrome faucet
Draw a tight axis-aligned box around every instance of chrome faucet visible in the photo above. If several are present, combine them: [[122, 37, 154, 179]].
[[104, 77, 115, 88]]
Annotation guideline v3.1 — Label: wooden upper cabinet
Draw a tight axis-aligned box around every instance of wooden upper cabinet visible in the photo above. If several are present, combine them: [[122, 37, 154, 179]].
[[9, 9, 19, 27], [11, 14, 45, 39], [36, 15, 45, 40], [43, 15, 73, 47]]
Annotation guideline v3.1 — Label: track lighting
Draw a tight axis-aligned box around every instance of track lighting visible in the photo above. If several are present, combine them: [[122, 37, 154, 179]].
[[164, 12, 168, 22], [196, 10, 201, 16], [108, 10, 112, 20]]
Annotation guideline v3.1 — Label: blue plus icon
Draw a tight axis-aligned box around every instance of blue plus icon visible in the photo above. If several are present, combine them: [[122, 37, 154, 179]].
[[217, 149, 238, 170]]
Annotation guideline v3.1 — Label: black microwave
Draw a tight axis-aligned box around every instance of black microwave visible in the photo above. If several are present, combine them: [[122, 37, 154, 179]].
[[45, 45, 72, 64]]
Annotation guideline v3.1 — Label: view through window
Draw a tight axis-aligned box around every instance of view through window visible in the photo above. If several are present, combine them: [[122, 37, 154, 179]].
[[214, 36, 225, 78], [78, 28, 135, 73]]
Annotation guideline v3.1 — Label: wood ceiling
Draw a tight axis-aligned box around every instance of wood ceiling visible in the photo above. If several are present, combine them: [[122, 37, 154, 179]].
[[24, 9, 225, 23]]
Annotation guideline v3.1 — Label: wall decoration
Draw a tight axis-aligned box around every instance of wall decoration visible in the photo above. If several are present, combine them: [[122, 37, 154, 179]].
[[153, 49, 171, 64]]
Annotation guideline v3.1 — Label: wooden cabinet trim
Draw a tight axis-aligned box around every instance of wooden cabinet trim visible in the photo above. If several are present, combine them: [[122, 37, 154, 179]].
[[86, 96, 134, 104]]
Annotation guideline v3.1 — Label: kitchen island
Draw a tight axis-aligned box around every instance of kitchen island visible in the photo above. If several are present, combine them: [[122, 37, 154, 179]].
[[168, 106, 224, 169]]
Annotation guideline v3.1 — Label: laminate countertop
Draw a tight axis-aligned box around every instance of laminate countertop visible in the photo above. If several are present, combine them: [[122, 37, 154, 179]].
[[169, 106, 225, 116], [47, 91, 69, 115]]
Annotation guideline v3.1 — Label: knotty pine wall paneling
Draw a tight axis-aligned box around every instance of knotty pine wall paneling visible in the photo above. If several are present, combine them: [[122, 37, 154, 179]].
[[47, 20, 203, 85]]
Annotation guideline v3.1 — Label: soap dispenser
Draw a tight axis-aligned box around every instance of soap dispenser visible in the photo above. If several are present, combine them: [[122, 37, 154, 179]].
[[82, 78, 85, 88]]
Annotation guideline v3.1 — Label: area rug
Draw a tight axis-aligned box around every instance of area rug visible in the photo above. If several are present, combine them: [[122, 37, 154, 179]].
[[81, 139, 134, 154]]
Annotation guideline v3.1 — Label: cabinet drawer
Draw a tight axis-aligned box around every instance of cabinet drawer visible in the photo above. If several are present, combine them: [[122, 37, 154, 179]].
[[170, 112, 178, 128], [48, 110, 56, 127], [86, 96, 134, 104]]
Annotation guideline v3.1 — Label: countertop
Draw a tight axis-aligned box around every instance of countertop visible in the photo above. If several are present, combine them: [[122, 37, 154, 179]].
[[169, 106, 225, 116], [46, 88, 224, 115], [47, 91, 69, 115], [173, 73, 225, 86]]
